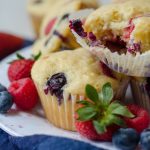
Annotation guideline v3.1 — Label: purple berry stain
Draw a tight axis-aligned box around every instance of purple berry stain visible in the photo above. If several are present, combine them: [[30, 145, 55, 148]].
[[69, 19, 87, 37], [44, 73, 67, 105]]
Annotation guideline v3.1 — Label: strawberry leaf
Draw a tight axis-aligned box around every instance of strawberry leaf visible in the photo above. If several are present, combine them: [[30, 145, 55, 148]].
[[77, 100, 94, 107], [16, 53, 25, 59], [32, 52, 41, 61], [93, 121, 106, 134], [86, 84, 99, 103], [110, 103, 135, 118], [77, 106, 97, 121], [100, 82, 113, 104], [111, 115, 126, 127]]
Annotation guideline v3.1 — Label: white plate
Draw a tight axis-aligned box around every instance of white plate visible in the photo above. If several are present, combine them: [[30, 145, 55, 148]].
[[0, 47, 129, 150]]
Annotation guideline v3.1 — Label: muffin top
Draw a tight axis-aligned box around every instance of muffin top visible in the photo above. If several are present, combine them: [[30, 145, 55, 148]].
[[40, 0, 99, 36], [84, 0, 150, 53], [31, 48, 120, 96]]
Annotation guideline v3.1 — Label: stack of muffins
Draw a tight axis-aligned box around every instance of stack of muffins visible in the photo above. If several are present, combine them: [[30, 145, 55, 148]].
[[29, 0, 150, 132]]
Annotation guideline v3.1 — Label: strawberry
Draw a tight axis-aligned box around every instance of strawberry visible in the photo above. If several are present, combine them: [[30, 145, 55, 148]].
[[75, 121, 118, 141], [125, 104, 150, 133], [8, 55, 35, 82], [0, 32, 32, 60], [75, 83, 134, 141], [44, 17, 57, 35], [8, 78, 38, 110]]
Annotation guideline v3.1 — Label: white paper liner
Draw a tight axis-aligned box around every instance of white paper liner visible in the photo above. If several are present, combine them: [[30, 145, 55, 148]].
[[33, 77, 129, 131], [69, 9, 150, 77], [35, 83, 86, 131], [130, 79, 150, 113]]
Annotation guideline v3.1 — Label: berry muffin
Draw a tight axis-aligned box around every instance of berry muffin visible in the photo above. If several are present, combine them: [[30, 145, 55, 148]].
[[69, 0, 150, 77], [27, 0, 58, 37], [32, 0, 100, 55], [31, 48, 129, 131]]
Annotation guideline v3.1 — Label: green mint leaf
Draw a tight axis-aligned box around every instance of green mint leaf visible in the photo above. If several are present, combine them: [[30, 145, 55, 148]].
[[101, 82, 113, 104], [77, 100, 94, 107], [85, 84, 99, 103], [32, 52, 41, 61], [93, 121, 106, 134], [111, 104, 135, 118], [16, 53, 25, 59], [76, 107, 97, 121]]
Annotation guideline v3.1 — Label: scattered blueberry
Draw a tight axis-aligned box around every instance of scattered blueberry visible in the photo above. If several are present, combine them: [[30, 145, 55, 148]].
[[44, 73, 67, 104], [0, 91, 13, 113], [140, 129, 150, 150], [112, 128, 140, 150], [0, 83, 7, 92]]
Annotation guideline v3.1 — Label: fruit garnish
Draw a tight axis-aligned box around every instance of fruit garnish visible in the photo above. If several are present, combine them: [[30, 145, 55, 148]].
[[76, 83, 134, 138], [44, 73, 67, 104], [112, 128, 140, 150], [31, 52, 41, 61], [140, 129, 150, 150], [0, 91, 13, 113], [8, 78, 38, 110], [125, 105, 150, 133], [8, 58, 34, 82]]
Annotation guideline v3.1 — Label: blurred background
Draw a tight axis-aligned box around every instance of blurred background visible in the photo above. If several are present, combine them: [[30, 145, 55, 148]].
[[0, 0, 108, 40], [0, 0, 35, 39]]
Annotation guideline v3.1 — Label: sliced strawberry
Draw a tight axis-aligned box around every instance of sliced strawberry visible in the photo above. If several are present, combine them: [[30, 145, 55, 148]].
[[44, 17, 57, 35], [125, 104, 150, 133]]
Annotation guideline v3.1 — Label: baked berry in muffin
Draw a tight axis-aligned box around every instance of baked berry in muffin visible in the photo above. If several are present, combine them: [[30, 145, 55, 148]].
[[31, 48, 129, 131], [69, 0, 150, 76], [84, 0, 150, 54]]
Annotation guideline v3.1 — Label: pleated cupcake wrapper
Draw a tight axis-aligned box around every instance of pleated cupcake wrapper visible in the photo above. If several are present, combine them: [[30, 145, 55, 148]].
[[131, 79, 150, 113], [69, 9, 150, 77], [34, 78, 129, 131], [35, 83, 86, 131]]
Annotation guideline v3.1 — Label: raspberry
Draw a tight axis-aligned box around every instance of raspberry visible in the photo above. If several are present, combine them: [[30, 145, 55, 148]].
[[8, 78, 38, 110], [8, 59, 34, 82]]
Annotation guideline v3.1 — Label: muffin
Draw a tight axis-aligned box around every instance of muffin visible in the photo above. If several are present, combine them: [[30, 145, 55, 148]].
[[31, 48, 129, 131], [32, 0, 100, 55], [27, 0, 58, 37], [69, 0, 150, 76]]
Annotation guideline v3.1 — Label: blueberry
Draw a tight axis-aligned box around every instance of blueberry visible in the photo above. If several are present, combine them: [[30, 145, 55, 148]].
[[112, 128, 140, 150], [140, 129, 150, 150], [44, 73, 67, 104], [0, 91, 13, 113], [0, 83, 7, 92]]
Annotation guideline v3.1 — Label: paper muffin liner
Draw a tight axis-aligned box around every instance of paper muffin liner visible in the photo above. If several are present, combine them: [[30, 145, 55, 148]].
[[69, 9, 150, 77], [130, 78, 150, 113], [34, 78, 129, 131]]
